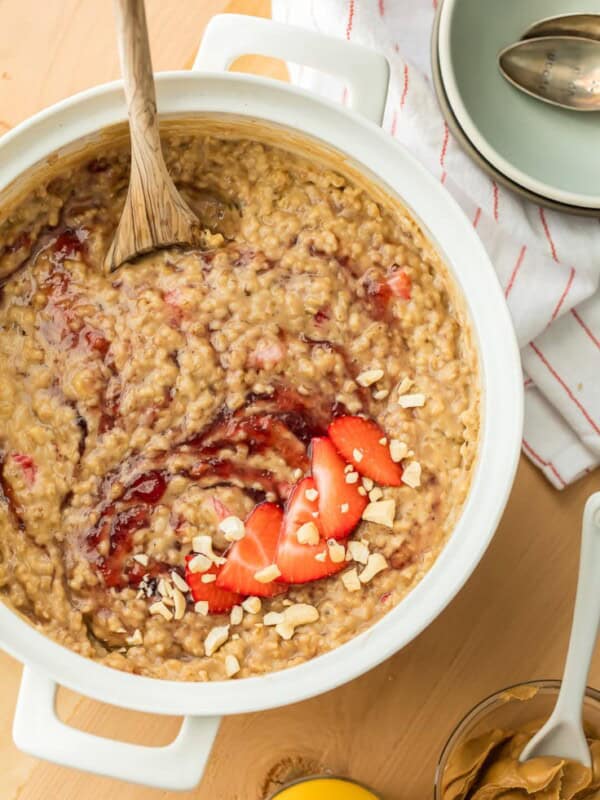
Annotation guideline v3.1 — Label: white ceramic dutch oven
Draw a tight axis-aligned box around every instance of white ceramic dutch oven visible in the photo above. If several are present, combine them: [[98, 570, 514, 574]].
[[0, 14, 523, 791]]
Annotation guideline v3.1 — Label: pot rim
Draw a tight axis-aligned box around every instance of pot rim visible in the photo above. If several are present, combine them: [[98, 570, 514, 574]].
[[0, 70, 523, 716]]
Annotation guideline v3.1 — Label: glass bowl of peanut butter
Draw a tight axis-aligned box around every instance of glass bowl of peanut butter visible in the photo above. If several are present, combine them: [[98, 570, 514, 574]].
[[435, 680, 600, 800]]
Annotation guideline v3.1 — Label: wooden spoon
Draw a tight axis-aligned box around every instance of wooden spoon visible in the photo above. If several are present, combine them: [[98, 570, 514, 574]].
[[105, 0, 204, 272]]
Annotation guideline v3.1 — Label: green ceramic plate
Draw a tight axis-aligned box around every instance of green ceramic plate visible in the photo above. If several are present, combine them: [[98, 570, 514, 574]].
[[438, 0, 600, 208]]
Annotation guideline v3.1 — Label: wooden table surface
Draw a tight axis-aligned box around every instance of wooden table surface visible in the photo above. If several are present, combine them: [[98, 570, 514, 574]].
[[0, 2, 598, 798]]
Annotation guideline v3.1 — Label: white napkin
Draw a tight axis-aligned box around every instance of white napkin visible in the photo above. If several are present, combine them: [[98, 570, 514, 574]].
[[272, 0, 600, 488]]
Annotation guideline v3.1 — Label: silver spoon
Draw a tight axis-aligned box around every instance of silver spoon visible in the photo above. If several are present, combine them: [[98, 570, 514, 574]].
[[498, 36, 600, 111], [520, 493, 600, 767], [523, 13, 600, 42]]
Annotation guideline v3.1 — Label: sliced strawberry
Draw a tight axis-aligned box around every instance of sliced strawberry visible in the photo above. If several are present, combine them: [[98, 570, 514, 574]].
[[328, 416, 403, 486], [11, 453, 37, 486], [387, 269, 411, 300], [216, 502, 286, 597], [310, 437, 367, 540], [185, 559, 242, 614], [276, 477, 347, 583]]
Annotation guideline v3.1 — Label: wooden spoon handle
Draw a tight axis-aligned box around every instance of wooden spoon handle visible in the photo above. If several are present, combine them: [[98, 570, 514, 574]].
[[113, 0, 161, 165]]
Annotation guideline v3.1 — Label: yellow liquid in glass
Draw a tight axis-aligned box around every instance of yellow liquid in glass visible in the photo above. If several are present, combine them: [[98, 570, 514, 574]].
[[272, 777, 379, 800]]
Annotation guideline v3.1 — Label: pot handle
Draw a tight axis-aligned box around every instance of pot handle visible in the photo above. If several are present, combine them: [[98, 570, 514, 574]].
[[13, 666, 221, 791], [193, 14, 390, 126]]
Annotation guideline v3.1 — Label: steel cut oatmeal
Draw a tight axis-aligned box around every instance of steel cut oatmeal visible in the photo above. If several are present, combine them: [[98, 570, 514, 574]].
[[0, 127, 479, 680]]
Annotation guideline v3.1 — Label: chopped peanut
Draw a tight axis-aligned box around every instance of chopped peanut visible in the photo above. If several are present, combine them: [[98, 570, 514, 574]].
[[362, 499, 396, 528], [218, 516, 245, 542], [296, 521, 320, 545], [230, 605, 243, 625], [359, 553, 388, 583], [241, 596, 262, 614], [389, 439, 408, 463], [149, 601, 173, 621], [327, 539, 346, 563], [172, 588, 186, 621], [254, 564, 282, 583], [356, 368, 384, 387], [341, 568, 361, 592], [274, 603, 319, 640], [204, 625, 229, 656], [187, 553, 212, 574], [398, 393, 426, 408], [402, 461, 422, 488], [171, 571, 190, 593], [305, 487, 319, 502], [225, 654, 240, 677], [347, 540, 369, 565], [194, 601, 209, 615]]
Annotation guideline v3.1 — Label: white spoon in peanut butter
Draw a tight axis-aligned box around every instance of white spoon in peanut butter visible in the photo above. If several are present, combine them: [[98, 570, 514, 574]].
[[520, 492, 600, 767]]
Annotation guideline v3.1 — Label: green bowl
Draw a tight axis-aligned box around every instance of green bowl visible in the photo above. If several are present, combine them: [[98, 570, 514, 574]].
[[437, 0, 600, 209]]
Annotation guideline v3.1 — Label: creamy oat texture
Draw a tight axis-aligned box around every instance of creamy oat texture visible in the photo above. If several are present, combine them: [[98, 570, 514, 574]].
[[0, 127, 478, 680]]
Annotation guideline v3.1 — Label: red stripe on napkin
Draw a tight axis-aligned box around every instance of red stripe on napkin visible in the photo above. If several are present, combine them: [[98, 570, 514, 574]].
[[523, 438, 566, 487], [505, 245, 526, 298], [571, 309, 600, 350], [550, 267, 575, 322], [530, 343, 600, 433]]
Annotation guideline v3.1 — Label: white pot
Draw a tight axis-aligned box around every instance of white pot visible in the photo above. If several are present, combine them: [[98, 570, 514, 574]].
[[0, 14, 523, 791]]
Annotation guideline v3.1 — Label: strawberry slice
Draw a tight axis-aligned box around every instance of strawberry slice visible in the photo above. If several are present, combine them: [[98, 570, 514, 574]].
[[276, 477, 347, 583], [216, 502, 286, 597], [328, 416, 403, 486], [310, 437, 367, 540], [184, 560, 242, 614], [387, 269, 411, 300]]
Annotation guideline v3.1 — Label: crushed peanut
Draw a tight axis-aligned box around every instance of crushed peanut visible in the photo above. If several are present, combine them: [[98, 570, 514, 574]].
[[379, 436, 388, 445], [192, 535, 220, 561], [402, 461, 422, 488], [362, 499, 396, 528], [327, 539, 346, 563], [315, 551, 327, 562], [344, 464, 354, 474], [341, 568, 361, 592], [241, 596, 262, 614], [340, 503, 349, 513], [373, 389, 389, 400], [356, 368, 384, 387], [171, 571, 190, 593], [263, 611, 285, 626], [157, 578, 172, 598], [204, 625, 229, 656], [389, 439, 408, 463], [194, 601, 209, 615], [396, 376, 413, 395], [398, 393, 426, 408], [305, 487, 319, 502], [347, 540, 369, 565], [359, 553, 388, 583], [362, 477, 374, 491], [201, 573, 217, 584], [254, 564, 282, 583], [296, 521, 320, 545], [149, 601, 173, 621], [225, 654, 240, 677], [352, 448, 364, 463], [230, 605, 243, 625], [133, 554, 149, 567], [187, 553, 212, 574], [368, 487, 383, 502], [172, 588, 186, 621], [358, 486, 367, 496], [274, 603, 319, 640], [345, 471, 359, 484], [218, 516, 245, 542]]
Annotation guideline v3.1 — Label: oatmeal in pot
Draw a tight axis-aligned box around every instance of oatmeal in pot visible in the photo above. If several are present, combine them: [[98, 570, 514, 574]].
[[0, 129, 479, 680]]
